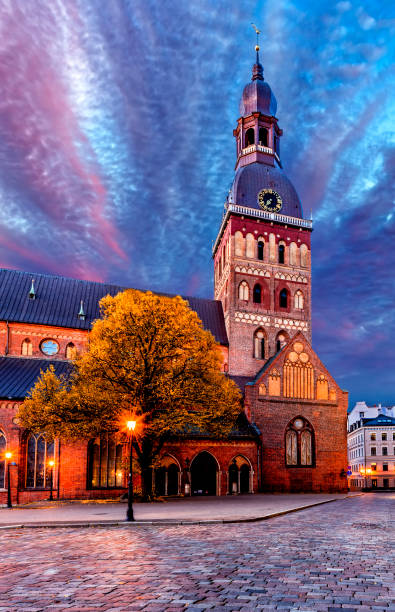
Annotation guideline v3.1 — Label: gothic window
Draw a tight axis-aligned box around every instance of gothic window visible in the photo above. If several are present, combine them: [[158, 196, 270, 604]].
[[259, 127, 268, 146], [300, 244, 308, 267], [279, 288, 288, 308], [66, 343, 77, 359], [283, 344, 314, 399], [21, 339, 32, 356], [246, 233, 255, 258], [254, 329, 266, 359], [294, 290, 304, 309], [285, 417, 314, 467], [235, 231, 244, 256], [238, 281, 249, 301], [253, 284, 262, 304], [0, 432, 5, 488], [289, 242, 298, 266], [257, 240, 264, 261], [88, 437, 123, 489], [26, 434, 54, 488], [245, 128, 255, 147], [278, 244, 285, 264], [276, 331, 289, 352]]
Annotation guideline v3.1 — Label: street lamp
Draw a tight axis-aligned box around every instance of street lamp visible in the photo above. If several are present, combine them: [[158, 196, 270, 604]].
[[5, 452, 12, 508], [48, 460, 55, 501], [126, 420, 137, 522]]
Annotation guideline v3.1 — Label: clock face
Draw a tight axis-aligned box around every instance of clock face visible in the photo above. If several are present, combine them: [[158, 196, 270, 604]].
[[258, 189, 283, 212]]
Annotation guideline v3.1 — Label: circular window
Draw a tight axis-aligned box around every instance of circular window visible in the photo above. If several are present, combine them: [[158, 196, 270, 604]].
[[40, 339, 59, 356], [293, 418, 304, 430]]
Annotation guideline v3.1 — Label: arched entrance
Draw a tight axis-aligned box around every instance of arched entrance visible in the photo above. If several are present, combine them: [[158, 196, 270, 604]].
[[228, 455, 252, 494], [154, 455, 181, 496], [191, 451, 218, 495]]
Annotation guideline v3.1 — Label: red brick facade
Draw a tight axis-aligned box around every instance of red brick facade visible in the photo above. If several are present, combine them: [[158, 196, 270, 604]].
[[0, 55, 348, 505]]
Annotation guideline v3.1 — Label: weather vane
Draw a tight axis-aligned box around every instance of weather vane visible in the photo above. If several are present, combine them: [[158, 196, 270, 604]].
[[251, 23, 261, 53]]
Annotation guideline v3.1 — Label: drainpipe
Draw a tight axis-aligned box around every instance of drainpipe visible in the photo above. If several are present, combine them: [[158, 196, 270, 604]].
[[5, 321, 9, 355], [57, 439, 61, 499]]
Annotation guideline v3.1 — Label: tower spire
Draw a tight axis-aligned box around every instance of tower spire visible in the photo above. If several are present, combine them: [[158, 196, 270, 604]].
[[251, 23, 263, 81]]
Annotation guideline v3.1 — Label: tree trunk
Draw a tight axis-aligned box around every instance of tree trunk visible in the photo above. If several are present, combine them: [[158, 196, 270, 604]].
[[141, 465, 154, 501]]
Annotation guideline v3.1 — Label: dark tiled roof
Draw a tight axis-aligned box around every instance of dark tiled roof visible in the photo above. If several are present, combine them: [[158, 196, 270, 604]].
[[230, 162, 303, 219], [229, 375, 253, 394], [176, 411, 260, 440], [0, 269, 228, 345], [0, 357, 72, 400], [362, 414, 395, 427]]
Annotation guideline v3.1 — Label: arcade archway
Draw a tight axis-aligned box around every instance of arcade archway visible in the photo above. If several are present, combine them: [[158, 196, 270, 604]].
[[190, 451, 218, 496]]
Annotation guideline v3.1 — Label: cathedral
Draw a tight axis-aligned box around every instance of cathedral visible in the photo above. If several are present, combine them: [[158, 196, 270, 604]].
[[0, 50, 348, 505]]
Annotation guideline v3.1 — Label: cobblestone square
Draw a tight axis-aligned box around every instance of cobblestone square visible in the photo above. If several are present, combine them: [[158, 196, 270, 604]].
[[0, 494, 393, 611]]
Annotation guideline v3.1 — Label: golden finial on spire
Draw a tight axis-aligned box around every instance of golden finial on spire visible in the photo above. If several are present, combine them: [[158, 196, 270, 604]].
[[251, 23, 261, 52]]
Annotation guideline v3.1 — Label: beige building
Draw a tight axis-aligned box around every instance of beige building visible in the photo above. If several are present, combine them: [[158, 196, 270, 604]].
[[347, 401, 395, 489]]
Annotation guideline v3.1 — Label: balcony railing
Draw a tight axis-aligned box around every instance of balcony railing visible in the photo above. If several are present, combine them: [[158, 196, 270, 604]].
[[241, 144, 273, 156]]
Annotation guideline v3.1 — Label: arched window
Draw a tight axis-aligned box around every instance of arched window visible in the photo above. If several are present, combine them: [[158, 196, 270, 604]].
[[259, 127, 268, 147], [65, 342, 77, 359], [257, 240, 264, 261], [294, 290, 304, 309], [21, 339, 32, 356], [88, 436, 123, 489], [235, 231, 244, 256], [0, 432, 6, 488], [26, 434, 54, 488], [300, 243, 308, 267], [253, 284, 262, 304], [289, 242, 298, 266], [245, 128, 255, 147], [246, 233, 255, 258], [276, 332, 288, 352], [285, 417, 314, 467], [254, 329, 266, 359], [238, 281, 249, 301], [279, 288, 288, 308], [278, 244, 285, 264]]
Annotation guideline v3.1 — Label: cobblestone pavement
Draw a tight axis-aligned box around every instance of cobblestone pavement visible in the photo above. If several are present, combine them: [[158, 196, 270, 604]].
[[0, 493, 393, 612]]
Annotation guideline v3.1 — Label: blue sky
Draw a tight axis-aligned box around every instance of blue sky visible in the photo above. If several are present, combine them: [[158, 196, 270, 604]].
[[0, 0, 394, 405]]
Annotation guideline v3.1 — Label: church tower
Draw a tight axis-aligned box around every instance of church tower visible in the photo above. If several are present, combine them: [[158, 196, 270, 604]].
[[213, 47, 313, 377]]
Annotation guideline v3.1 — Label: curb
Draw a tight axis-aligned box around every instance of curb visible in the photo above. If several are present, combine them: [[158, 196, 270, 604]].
[[0, 495, 363, 530]]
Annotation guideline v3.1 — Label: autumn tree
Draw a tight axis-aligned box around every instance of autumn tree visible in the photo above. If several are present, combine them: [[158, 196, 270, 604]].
[[18, 290, 241, 499]]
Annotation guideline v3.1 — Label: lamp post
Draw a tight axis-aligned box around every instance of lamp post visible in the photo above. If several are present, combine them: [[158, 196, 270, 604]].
[[5, 452, 12, 508], [48, 460, 55, 501], [126, 420, 137, 522]]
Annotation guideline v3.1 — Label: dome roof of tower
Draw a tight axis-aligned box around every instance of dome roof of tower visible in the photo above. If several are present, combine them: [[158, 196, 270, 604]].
[[239, 78, 277, 117], [229, 163, 303, 219]]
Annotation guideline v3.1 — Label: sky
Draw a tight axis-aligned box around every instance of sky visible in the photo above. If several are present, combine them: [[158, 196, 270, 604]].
[[0, 0, 394, 406]]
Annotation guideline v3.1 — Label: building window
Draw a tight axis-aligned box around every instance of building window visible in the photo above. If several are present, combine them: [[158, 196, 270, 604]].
[[294, 290, 303, 309], [40, 339, 59, 356], [285, 417, 314, 467], [383, 463, 388, 471], [245, 128, 255, 147], [382, 447, 388, 456], [278, 244, 285, 264], [371, 463, 377, 471], [21, 339, 33, 356], [300, 244, 308, 267], [259, 127, 268, 146], [257, 240, 264, 261], [276, 332, 288, 353], [254, 329, 266, 359], [88, 437, 123, 489], [393, 433, 395, 441], [253, 284, 262, 304], [0, 432, 6, 488], [65, 343, 77, 359], [359, 412, 365, 418], [26, 434, 54, 488], [238, 281, 249, 301], [370, 433, 376, 441], [382, 433, 387, 441], [279, 288, 288, 308], [371, 447, 376, 456]]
